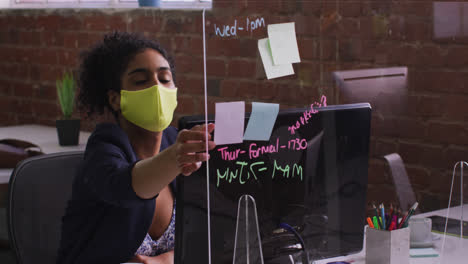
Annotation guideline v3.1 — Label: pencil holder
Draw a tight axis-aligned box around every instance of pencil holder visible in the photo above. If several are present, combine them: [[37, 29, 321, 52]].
[[365, 226, 410, 264]]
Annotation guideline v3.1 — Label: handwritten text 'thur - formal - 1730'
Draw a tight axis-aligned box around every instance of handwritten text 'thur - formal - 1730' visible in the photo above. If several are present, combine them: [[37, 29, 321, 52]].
[[217, 137, 308, 161]]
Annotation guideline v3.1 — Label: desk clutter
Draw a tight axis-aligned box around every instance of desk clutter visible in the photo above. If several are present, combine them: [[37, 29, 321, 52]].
[[365, 201, 436, 264], [0, 139, 44, 168], [364, 201, 443, 264], [366, 202, 419, 231], [429, 215, 468, 239], [365, 225, 410, 264]]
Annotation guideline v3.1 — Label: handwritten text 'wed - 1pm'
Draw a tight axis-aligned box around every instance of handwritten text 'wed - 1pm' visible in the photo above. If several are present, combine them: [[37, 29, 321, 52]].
[[214, 17, 266, 37]]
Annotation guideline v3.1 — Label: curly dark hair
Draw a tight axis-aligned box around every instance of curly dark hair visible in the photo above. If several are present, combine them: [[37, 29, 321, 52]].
[[77, 31, 175, 118]]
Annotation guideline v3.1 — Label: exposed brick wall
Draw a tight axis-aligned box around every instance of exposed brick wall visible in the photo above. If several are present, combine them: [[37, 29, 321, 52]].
[[0, 0, 467, 212]]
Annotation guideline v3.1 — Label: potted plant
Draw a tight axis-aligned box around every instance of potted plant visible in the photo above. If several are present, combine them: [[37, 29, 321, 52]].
[[56, 72, 80, 146]]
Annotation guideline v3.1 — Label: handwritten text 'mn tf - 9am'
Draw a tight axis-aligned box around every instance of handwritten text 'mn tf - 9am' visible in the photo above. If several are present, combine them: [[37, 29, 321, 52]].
[[216, 160, 303, 187]]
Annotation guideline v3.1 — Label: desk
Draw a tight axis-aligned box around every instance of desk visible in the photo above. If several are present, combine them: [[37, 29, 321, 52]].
[[313, 204, 468, 264], [0, 124, 91, 184]]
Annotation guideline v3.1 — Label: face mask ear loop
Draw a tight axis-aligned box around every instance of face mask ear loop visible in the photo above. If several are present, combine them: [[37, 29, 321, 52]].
[[114, 109, 122, 127], [107, 102, 120, 125], [110, 89, 122, 125]]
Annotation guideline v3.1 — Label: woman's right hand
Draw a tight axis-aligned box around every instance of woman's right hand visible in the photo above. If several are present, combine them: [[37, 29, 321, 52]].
[[172, 123, 216, 176]]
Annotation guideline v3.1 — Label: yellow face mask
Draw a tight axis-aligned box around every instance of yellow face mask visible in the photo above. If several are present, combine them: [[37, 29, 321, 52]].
[[120, 85, 178, 132]]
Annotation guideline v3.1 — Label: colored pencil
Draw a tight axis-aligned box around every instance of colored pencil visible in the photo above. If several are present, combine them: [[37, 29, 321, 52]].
[[373, 216, 380, 230], [398, 202, 419, 229], [402, 202, 419, 228], [380, 204, 386, 230], [373, 204, 383, 229]]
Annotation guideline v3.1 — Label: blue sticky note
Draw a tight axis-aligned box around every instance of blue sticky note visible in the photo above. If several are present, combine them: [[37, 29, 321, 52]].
[[243, 102, 279, 141], [215, 101, 245, 145]]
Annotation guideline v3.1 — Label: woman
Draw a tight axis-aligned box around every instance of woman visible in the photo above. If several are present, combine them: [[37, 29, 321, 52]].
[[56, 32, 215, 264]]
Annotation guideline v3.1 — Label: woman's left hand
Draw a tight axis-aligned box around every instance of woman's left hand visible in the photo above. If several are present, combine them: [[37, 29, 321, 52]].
[[133, 250, 174, 264]]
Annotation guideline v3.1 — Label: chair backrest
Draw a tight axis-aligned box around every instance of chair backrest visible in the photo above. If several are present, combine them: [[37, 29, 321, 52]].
[[7, 151, 83, 264], [383, 153, 419, 213]]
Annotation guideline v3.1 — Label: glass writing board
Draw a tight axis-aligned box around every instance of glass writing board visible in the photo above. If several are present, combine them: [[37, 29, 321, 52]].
[[175, 103, 371, 263]]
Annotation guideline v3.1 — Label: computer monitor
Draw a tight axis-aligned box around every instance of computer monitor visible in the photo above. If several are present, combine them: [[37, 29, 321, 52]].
[[175, 103, 372, 263]]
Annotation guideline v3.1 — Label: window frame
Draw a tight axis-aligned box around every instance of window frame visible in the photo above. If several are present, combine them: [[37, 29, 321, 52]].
[[7, 0, 212, 9]]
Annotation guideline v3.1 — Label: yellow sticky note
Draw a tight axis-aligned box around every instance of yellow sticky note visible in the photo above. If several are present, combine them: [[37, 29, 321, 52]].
[[258, 38, 294, 79], [267, 22, 301, 65]]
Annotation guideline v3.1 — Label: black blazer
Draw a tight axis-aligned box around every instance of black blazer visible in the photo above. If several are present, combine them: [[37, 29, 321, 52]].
[[56, 123, 178, 264]]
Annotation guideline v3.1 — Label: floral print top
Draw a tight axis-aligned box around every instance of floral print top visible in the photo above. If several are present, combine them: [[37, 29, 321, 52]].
[[135, 199, 176, 256]]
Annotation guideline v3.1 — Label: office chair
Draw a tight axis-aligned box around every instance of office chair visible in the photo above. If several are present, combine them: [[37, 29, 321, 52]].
[[7, 151, 83, 264], [383, 153, 420, 213]]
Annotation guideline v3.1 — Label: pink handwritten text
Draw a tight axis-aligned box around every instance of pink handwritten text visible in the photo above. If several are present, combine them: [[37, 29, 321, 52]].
[[217, 137, 308, 161], [288, 95, 327, 135]]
